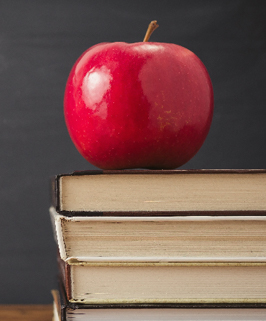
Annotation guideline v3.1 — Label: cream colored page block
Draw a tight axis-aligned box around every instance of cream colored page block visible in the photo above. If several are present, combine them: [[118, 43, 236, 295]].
[[65, 308, 266, 321], [70, 265, 266, 303], [62, 218, 266, 259], [60, 173, 266, 212]]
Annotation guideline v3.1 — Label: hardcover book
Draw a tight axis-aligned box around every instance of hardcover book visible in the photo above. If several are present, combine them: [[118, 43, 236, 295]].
[[57, 254, 266, 306], [50, 206, 266, 263], [52, 288, 266, 321], [51, 169, 266, 216]]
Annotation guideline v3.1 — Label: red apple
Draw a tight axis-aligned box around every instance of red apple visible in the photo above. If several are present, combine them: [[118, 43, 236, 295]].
[[64, 21, 214, 169]]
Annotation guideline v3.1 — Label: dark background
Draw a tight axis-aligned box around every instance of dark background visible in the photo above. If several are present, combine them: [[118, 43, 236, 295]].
[[0, 0, 265, 303]]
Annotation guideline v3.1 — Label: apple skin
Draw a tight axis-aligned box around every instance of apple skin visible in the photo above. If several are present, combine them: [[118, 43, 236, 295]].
[[64, 42, 214, 169]]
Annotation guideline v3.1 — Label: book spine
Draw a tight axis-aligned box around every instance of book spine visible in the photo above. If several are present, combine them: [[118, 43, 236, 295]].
[[57, 253, 72, 301]]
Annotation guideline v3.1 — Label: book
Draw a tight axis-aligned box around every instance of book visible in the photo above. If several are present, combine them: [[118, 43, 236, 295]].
[[51, 169, 266, 216], [57, 254, 266, 306], [50, 206, 266, 263], [52, 289, 266, 321]]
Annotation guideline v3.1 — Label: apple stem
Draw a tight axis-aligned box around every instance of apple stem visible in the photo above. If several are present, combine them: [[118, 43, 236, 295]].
[[143, 20, 159, 42]]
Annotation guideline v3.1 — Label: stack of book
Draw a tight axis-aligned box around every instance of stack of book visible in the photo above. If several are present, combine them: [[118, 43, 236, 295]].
[[50, 169, 266, 320]]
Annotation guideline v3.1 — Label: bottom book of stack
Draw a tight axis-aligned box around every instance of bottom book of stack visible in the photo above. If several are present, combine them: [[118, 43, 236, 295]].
[[52, 287, 266, 321]]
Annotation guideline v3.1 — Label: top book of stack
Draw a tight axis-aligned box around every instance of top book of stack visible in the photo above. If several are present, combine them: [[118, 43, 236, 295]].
[[51, 169, 266, 217]]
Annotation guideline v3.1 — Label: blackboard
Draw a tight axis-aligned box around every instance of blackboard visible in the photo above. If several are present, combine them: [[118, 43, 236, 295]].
[[0, 0, 265, 303]]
